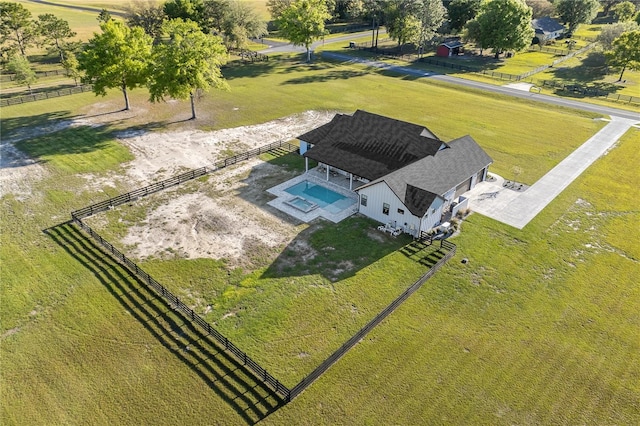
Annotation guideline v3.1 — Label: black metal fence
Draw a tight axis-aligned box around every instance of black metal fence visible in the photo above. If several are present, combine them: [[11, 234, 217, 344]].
[[539, 80, 640, 104], [289, 239, 456, 400], [69, 139, 457, 402], [72, 140, 298, 220], [70, 141, 299, 401], [71, 216, 291, 399], [1, 68, 67, 82], [0, 84, 93, 107]]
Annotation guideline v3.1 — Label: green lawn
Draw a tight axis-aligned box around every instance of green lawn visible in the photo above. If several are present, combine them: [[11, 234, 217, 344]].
[[1, 48, 638, 425]]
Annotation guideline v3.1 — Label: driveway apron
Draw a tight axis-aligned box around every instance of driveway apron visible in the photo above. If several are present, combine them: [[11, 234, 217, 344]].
[[470, 116, 639, 229]]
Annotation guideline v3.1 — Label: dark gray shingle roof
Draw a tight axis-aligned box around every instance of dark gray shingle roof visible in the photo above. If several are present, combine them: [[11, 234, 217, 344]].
[[532, 16, 565, 35], [299, 110, 443, 181], [361, 135, 493, 216]]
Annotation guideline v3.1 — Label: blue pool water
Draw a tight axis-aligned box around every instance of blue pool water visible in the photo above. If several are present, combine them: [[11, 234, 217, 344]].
[[285, 181, 349, 214]]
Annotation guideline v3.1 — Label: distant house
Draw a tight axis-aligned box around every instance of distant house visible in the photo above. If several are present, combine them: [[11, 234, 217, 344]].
[[531, 16, 566, 42], [436, 40, 464, 57], [297, 111, 493, 237]]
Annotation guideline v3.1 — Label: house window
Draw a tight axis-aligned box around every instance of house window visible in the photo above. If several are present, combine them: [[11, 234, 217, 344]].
[[361, 194, 367, 207], [382, 203, 390, 215], [397, 208, 404, 215]]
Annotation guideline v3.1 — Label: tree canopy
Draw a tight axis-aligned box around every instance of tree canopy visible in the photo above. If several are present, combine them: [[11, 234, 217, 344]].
[[6, 54, 36, 92], [447, 0, 482, 32], [597, 21, 639, 49], [384, 0, 422, 51], [612, 1, 637, 22], [274, 0, 331, 62], [416, 0, 447, 51], [79, 20, 153, 110], [0, 2, 37, 56], [555, 0, 600, 34], [605, 29, 640, 80], [148, 19, 228, 120], [125, 0, 167, 40], [37, 13, 76, 62], [466, 0, 534, 58]]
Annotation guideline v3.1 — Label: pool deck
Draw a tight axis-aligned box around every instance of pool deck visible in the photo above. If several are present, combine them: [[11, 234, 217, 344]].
[[267, 171, 359, 223]]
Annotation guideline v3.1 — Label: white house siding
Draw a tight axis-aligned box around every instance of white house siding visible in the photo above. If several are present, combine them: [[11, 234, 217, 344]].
[[358, 182, 421, 235], [420, 197, 445, 233]]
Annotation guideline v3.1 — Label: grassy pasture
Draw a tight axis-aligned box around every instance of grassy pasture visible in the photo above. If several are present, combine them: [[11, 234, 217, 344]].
[[1, 51, 638, 425], [15, 0, 114, 41]]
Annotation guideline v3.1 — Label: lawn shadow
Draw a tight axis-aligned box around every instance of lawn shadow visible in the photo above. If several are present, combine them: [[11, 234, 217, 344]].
[[12, 121, 169, 168], [547, 51, 614, 87], [398, 239, 448, 268], [281, 69, 368, 85], [222, 58, 281, 80], [0, 111, 73, 139], [232, 151, 410, 281], [260, 217, 411, 281], [44, 222, 286, 425]]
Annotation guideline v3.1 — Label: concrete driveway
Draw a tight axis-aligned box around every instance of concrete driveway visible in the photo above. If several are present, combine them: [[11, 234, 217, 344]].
[[467, 116, 639, 229]]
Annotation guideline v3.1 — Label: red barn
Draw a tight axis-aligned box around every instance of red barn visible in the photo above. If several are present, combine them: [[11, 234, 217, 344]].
[[436, 41, 464, 57]]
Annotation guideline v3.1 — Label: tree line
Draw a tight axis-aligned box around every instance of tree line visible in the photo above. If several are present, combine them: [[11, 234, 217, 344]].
[[2, 0, 639, 113]]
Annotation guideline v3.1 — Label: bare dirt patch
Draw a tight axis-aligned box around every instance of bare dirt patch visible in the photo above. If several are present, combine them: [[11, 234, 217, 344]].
[[86, 110, 336, 265], [5, 109, 336, 264]]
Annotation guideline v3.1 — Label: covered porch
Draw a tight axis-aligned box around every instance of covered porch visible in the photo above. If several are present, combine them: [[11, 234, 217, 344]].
[[303, 160, 368, 192]]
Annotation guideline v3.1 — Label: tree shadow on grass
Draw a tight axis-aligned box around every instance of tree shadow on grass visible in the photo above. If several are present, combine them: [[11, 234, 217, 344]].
[[548, 51, 611, 85], [260, 216, 412, 281], [10, 121, 169, 172], [280, 69, 369, 85], [0, 111, 73, 138], [222, 59, 281, 80], [44, 222, 286, 425]]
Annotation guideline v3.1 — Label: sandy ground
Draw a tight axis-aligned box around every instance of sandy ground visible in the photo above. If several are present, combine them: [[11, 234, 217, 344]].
[[2, 109, 335, 264]]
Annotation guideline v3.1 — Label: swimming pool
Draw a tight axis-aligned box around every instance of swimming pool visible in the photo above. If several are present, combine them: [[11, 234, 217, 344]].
[[284, 180, 351, 214]]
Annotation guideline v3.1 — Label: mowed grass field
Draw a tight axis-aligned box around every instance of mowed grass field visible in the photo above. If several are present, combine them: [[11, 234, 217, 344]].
[[1, 52, 639, 425]]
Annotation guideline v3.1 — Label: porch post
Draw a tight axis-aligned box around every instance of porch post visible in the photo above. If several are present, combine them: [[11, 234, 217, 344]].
[[349, 174, 353, 190], [326, 166, 330, 181], [305, 157, 308, 173]]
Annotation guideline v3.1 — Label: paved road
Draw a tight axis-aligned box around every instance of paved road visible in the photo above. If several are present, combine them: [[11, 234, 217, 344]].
[[27, 0, 127, 17], [259, 30, 386, 57], [320, 51, 640, 121]]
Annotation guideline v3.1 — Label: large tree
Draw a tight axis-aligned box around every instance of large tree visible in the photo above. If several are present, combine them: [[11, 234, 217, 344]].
[[384, 0, 422, 51], [447, 0, 482, 32], [605, 30, 640, 80], [275, 0, 331, 62], [555, 0, 600, 34], [525, 0, 554, 19], [6, 54, 36, 93], [613, 1, 637, 21], [148, 19, 228, 120], [164, 0, 204, 24], [79, 20, 153, 110], [416, 0, 447, 54], [200, 0, 267, 49], [37, 13, 76, 62], [597, 21, 639, 49], [466, 0, 534, 58], [125, 0, 167, 40], [0, 2, 37, 56]]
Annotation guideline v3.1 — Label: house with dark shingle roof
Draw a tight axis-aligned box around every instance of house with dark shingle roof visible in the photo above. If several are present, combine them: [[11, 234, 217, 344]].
[[532, 16, 566, 42], [297, 111, 493, 236]]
